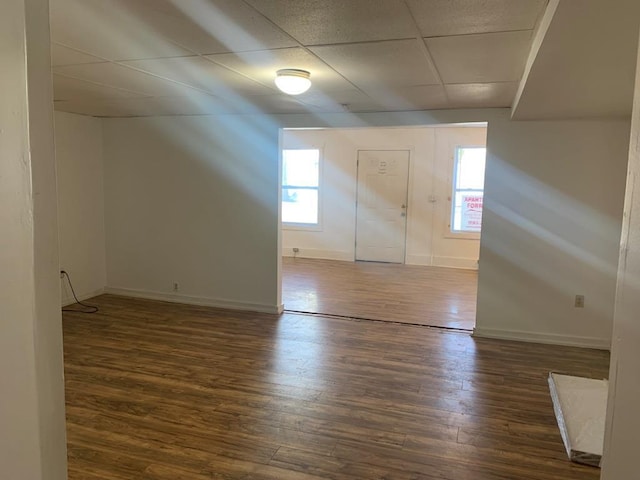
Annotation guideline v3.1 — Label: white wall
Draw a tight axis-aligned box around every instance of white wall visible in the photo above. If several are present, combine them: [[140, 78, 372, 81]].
[[99, 108, 626, 349], [102, 115, 281, 313], [100, 110, 495, 314], [602, 30, 640, 480], [431, 127, 487, 268], [0, 0, 68, 478], [281, 126, 486, 269], [475, 118, 630, 348], [55, 111, 106, 305]]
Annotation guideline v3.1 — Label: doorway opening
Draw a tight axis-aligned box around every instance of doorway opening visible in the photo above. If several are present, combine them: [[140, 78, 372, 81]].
[[279, 124, 487, 331]]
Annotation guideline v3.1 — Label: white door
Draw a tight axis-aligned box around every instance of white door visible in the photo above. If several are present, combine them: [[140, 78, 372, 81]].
[[355, 150, 410, 263]]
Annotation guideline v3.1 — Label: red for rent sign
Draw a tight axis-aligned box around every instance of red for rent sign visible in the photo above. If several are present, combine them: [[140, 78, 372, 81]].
[[461, 194, 483, 232]]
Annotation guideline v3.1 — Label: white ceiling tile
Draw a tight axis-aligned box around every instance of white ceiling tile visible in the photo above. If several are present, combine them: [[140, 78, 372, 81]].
[[427, 31, 532, 84], [54, 101, 136, 117], [296, 85, 450, 113], [51, 43, 105, 66], [53, 62, 209, 97], [116, 0, 298, 54], [406, 0, 547, 37], [296, 89, 375, 112], [50, 0, 191, 60], [54, 95, 232, 117], [207, 48, 355, 93], [363, 85, 449, 111], [445, 82, 519, 108], [231, 94, 313, 114], [53, 74, 146, 102], [244, 0, 417, 45], [122, 57, 273, 96], [310, 40, 440, 89], [54, 92, 313, 117]]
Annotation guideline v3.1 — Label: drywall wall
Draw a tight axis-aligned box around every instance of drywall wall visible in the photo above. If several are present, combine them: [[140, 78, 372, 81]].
[[475, 118, 630, 348], [55, 111, 106, 305], [102, 115, 281, 312], [99, 111, 497, 313], [602, 30, 640, 480], [101, 110, 497, 312], [0, 0, 68, 478], [101, 107, 625, 348], [281, 126, 486, 269]]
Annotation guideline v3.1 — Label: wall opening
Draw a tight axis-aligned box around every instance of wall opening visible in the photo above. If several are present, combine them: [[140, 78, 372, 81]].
[[278, 123, 487, 331]]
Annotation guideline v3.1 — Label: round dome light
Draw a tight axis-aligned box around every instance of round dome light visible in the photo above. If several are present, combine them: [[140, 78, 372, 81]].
[[275, 69, 311, 95]]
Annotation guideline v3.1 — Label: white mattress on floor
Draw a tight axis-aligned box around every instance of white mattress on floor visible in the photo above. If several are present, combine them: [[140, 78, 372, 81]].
[[548, 373, 608, 467]]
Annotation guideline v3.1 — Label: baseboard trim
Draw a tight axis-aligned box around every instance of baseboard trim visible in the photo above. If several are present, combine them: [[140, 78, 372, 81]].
[[404, 254, 431, 266], [62, 287, 105, 307], [104, 287, 283, 315], [432, 256, 478, 270], [283, 251, 479, 269], [473, 327, 611, 350], [282, 248, 353, 262]]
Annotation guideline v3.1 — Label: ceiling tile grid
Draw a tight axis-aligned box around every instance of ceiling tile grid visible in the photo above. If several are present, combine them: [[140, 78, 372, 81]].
[[426, 31, 534, 84], [206, 47, 356, 93], [243, 0, 418, 45], [48, 0, 548, 116], [406, 0, 547, 37], [51, 43, 106, 67], [309, 40, 441, 90], [52, 74, 147, 103], [120, 56, 275, 96]]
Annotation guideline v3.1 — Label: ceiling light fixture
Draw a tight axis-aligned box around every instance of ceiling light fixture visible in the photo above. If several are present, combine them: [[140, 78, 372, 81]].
[[275, 69, 311, 95]]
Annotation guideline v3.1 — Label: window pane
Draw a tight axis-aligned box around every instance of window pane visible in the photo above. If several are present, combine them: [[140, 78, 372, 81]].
[[282, 149, 319, 187], [452, 147, 486, 233], [456, 147, 486, 190], [452, 192, 483, 233], [282, 188, 318, 224]]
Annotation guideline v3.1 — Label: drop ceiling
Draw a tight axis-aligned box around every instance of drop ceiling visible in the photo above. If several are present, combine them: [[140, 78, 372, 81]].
[[50, 0, 549, 117]]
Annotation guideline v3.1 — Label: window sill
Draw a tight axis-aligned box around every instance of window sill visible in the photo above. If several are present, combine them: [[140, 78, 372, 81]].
[[444, 231, 481, 240], [283, 223, 322, 232]]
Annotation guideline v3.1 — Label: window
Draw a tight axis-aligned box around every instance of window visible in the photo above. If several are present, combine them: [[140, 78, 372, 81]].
[[282, 149, 320, 226], [451, 146, 486, 233]]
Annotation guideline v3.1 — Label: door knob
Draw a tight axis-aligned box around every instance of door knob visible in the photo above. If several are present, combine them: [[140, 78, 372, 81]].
[[401, 204, 407, 209]]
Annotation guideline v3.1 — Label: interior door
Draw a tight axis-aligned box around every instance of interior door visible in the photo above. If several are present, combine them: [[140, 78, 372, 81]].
[[355, 150, 410, 263]]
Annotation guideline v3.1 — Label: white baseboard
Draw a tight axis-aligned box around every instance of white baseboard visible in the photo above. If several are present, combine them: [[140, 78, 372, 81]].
[[282, 248, 353, 262], [432, 256, 478, 270], [104, 287, 283, 315], [404, 254, 432, 266], [283, 250, 478, 269], [61, 287, 105, 307], [473, 326, 611, 350]]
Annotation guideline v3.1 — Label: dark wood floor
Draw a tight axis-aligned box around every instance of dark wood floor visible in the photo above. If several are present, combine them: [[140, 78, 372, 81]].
[[63, 295, 609, 479], [282, 257, 478, 330]]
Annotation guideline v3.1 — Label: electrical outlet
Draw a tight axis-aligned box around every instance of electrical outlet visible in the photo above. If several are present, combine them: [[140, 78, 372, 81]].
[[173, 282, 179, 292], [575, 295, 585, 308], [293, 247, 300, 253]]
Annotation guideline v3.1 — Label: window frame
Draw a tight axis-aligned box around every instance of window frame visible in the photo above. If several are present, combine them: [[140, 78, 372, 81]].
[[447, 145, 486, 239], [281, 147, 323, 231]]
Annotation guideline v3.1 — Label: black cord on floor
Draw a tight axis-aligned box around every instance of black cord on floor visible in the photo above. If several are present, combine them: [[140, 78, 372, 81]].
[[61, 270, 99, 314]]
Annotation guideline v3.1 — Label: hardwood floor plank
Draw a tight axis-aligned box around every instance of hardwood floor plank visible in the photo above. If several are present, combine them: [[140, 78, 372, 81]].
[[63, 295, 607, 479], [282, 257, 478, 329]]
